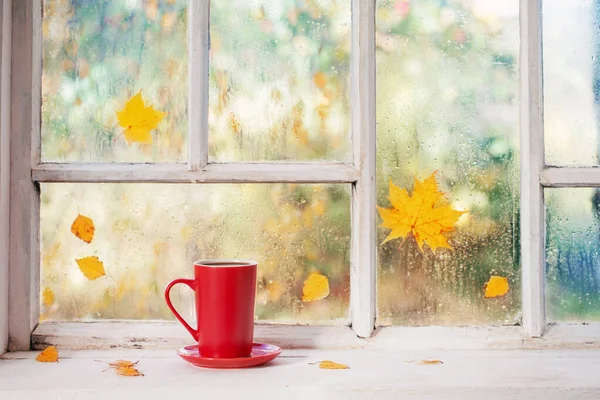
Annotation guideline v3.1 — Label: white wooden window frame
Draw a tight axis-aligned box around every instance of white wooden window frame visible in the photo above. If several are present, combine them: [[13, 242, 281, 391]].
[[1, 0, 599, 353]]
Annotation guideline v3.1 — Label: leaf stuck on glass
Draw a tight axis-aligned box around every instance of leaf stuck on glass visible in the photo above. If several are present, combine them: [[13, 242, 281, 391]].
[[377, 172, 465, 253], [484, 275, 510, 298], [116, 91, 165, 145], [71, 214, 95, 244], [75, 256, 106, 280], [302, 272, 330, 302]]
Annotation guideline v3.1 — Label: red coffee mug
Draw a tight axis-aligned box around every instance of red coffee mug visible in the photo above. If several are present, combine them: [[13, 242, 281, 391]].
[[165, 259, 257, 358]]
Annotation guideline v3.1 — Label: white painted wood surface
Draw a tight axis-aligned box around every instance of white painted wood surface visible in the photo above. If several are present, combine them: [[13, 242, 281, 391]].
[[519, 0, 546, 337], [31, 321, 600, 351], [187, 0, 209, 170], [541, 167, 600, 187], [350, 0, 377, 338], [32, 162, 359, 183], [0, 0, 11, 356], [2, 348, 600, 399], [8, 0, 40, 351]]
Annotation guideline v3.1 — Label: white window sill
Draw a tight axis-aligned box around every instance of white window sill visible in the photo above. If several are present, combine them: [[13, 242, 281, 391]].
[[2, 348, 600, 399]]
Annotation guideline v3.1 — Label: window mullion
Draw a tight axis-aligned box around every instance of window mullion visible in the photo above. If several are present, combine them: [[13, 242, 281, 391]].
[[350, 0, 376, 338], [520, 0, 545, 337], [8, 0, 42, 351], [188, 0, 209, 171]]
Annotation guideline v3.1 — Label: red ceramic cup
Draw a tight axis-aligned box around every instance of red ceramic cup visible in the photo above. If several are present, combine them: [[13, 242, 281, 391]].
[[165, 259, 257, 358]]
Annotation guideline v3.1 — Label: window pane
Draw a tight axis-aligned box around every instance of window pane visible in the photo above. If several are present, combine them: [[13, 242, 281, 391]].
[[42, 0, 187, 162], [546, 188, 600, 322], [376, 0, 520, 325], [209, 0, 351, 161], [40, 183, 350, 322], [543, 0, 600, 165]]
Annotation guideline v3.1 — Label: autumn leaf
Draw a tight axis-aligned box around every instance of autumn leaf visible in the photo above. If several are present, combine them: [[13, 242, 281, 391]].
[[75, 256, 106, 280], [114, 366, 144, 377], [302, 272, 330, 302], [36, 346, 59, 363], [116, 91, 165, 145], [98, 359, 144, 376], [42, 287, 55, 308], [377, 172, 465, 253], [406, 359, 444, 365], [311, 360, 349, 369], [70, 214, 95, 243], [484, 275, 510, 298]]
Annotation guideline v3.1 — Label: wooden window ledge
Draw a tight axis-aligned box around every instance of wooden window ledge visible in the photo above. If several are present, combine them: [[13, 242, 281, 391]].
[[1, 348, 600, 399]]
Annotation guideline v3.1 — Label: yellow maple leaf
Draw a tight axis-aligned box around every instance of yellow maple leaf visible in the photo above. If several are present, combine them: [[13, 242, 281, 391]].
[[36, 346, 59, 363], [484, 275, 510, 298], [42, 287, 55, 308], [302, 272, 330, 302], [312, 360, 349, 369], [70, 214, 95, 244], [377, 172, 465, 253], [116, 91, 165, 145], [75, 256, 106, 280]]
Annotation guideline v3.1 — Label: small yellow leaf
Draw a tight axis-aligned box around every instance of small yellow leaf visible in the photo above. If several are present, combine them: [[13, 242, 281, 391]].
[[302, 273, 330, 302], [313, 71, 327, 89], [98, 359, 144, 376], [75, 256, 106, 280], [42, 287, 55, 308], [70, 214, 95, 243], [315, 360, 349, 369], [406, 359, 444, 365], [116, 91, 165, 145], [36, 346, 59, 363], [114, 366, 144, 377], [484, 275, 510, 298]]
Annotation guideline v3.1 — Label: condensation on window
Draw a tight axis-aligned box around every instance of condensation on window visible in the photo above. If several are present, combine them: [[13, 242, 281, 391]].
[[546, 188, 600, 322], [42, 0, 188, 162], [543, 0, 600, 166], [209, 0, 351, 162], [39, 183, 350, 322], [376, 0, 520, 325]]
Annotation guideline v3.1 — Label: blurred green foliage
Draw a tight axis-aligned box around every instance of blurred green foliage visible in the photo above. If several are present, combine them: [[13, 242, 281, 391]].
[[41, 0, 522, 325]]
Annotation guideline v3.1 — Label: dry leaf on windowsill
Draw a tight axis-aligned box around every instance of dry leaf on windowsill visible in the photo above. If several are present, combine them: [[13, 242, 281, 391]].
[[35, 346, 59, 363], [405, 359, 444, 365], [310, 360, 349, 369], [97, 359, 144, 377], [113, 366, 144, 377]]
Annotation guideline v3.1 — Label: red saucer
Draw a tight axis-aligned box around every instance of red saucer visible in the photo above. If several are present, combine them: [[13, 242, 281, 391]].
[[177, 343, 282, 369]]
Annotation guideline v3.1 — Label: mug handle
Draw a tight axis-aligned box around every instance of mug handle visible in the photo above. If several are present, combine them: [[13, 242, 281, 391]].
[[164, 278, 199, 341]]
